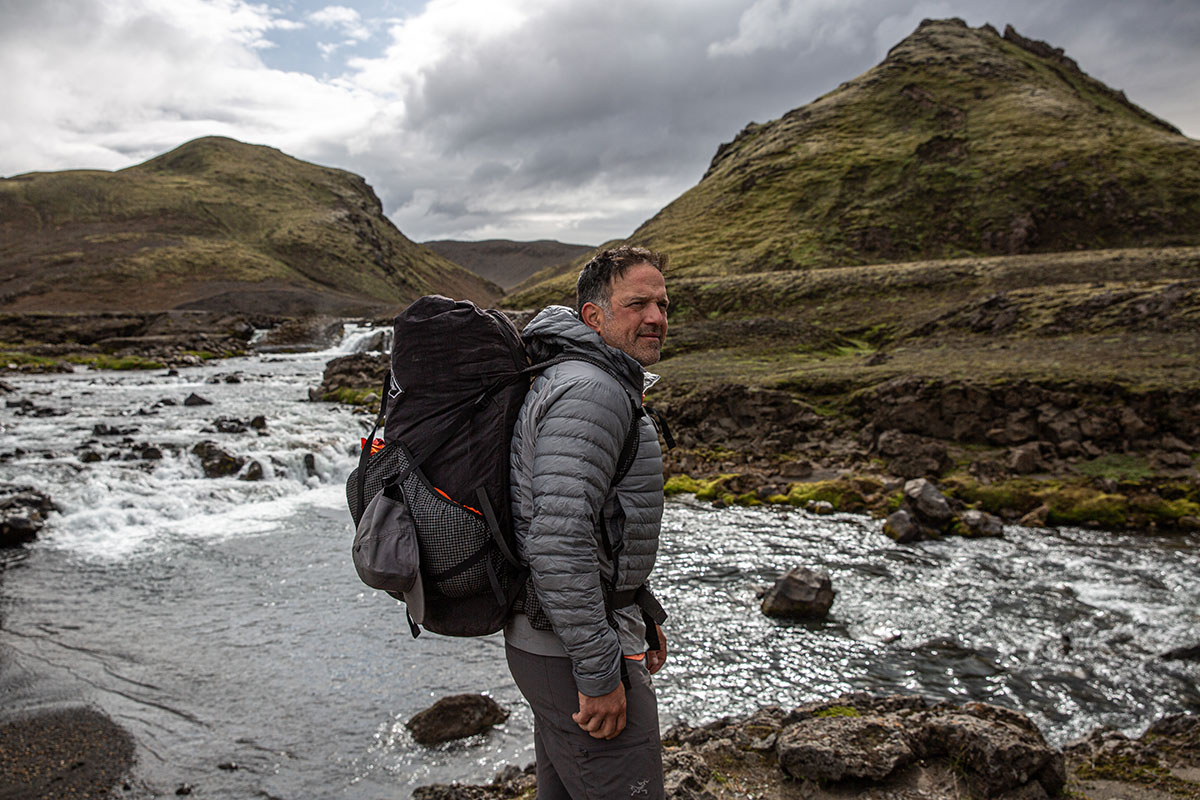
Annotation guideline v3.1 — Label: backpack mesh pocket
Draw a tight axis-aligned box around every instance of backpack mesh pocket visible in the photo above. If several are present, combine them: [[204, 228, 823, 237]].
[[347, 442, 509, 599]]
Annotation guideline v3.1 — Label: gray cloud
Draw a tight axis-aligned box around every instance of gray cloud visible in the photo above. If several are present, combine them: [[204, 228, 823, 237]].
[[3, 0, 1197, 245]]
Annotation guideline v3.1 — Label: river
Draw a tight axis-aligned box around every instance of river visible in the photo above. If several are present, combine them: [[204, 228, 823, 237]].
[[1, 329, 1197, 798]]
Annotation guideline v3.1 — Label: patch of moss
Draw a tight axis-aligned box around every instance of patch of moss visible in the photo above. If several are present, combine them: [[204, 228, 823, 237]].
[[783, 479, 868, 511], [814, 705, 861, 718], [1045, 486, 1129, 527], [664, 474, 705, 496], [942, 476, 1045, 516], [0, 351, 62, 368], [1073, 756, 1200, 797], [322, 387, 378, 407], [183, 349, 219, 360], [1077, 454, 1154, 482]]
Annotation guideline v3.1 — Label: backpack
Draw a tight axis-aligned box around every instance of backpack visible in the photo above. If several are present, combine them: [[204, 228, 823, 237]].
[[346, 295, 644, 638]]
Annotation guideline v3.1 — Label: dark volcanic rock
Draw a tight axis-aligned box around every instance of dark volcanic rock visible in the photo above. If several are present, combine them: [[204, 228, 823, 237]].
[[184, 392, 213, 407], [312, 352, 389, 402], [904, 478, 954, 522], [1, 484, 55, 547], [883, 509, 920, 543], [760, 567, 835, 620], [1162, 643, 1200, 661], [406, 694, 509, 745], [191, 441, 245, 478]]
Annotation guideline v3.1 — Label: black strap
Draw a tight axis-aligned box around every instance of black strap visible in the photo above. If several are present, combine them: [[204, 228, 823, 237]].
[[476, 487, 522, 569], [355, 370, 395, 517], [644, 405, 675, 450]]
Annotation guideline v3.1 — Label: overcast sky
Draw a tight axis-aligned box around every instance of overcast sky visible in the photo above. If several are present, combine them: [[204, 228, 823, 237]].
[[2, 0, 1197, 245]]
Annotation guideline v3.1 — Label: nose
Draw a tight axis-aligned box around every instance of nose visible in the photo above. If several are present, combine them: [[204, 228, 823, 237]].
[[644, 304, 666, 329]]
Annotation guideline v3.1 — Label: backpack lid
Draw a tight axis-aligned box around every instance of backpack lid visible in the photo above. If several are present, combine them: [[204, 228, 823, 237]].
[[386, 295, 526, 467]]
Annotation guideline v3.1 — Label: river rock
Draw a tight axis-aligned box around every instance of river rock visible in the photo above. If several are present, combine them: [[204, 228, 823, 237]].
[[406, 694, 509, 745], [913, 704, 1066, 797], [184, 392, 213, 407], [239, 460, 265, 482], [191, 441, 245, 478], [209, 417, 249, 434], [1161, 643, 1200, 661], [1, 484, 55, 547], [312, 353, 389, 401], [883, 509, 920, 543], [93, 423, 136, 436], [904, 478, 954, 523], [761, 567, 835, 620], [1019, 503, 1050, 528], [778, 714, 915, 781], [960, 509, 1004, 537]]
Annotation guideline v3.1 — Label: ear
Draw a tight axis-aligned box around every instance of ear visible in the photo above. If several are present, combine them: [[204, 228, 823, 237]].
[[580, 301, 605, 333]]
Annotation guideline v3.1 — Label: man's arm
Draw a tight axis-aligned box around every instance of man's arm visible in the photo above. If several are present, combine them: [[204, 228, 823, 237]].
[[523, 370, 633, 697]]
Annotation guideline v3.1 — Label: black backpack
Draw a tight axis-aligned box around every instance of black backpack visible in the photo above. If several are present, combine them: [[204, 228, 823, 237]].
[[346, 296, 644, 638]]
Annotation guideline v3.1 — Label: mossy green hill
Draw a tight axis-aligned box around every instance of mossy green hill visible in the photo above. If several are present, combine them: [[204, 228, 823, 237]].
[[0, 136, 500, 314], [508, 19, 1200, 304]]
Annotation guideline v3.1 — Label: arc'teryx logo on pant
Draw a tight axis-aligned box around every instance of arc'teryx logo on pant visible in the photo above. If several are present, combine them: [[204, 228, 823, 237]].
[[629, 779, 650, 796]]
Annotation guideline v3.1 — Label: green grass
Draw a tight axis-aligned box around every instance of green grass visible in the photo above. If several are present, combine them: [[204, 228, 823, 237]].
[[0, 351, 62, 368], [1077, 454, 1155, 482]]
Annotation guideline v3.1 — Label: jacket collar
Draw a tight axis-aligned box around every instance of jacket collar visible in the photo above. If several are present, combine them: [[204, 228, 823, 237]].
[[522, 305, 656, 396]]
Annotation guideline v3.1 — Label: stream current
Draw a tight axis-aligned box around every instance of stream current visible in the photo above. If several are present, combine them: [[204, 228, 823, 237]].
[[1, 329, 1197, 798]]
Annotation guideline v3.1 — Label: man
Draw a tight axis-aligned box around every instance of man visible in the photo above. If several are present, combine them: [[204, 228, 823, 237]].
[[506, 245, 670, 800]]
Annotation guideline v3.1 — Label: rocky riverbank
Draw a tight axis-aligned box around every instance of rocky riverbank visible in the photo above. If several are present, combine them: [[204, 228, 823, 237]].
[[0, 310, 261, 371], [412, 694, 1200, 800], [313, 352, 1200, 534]]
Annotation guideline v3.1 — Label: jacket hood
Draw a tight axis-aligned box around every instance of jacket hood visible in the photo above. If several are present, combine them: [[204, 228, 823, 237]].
[[522, 305, 654, 395]]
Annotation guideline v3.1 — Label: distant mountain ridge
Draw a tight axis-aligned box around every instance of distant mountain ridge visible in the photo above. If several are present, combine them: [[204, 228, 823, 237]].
[[423, 239, 594, 290], [0, 136, 500, 314], [509, 18, 1200, 303]]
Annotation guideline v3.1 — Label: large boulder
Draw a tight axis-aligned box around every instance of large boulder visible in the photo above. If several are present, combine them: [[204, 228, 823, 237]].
[[406, 694, 509, 745], [777, 714, 915, 781], [311, 353, 389, 401], [760, 567, 835, 620]]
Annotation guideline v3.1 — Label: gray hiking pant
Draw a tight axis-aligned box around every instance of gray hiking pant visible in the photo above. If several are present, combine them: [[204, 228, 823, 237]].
[[505, 643, 664, 800]]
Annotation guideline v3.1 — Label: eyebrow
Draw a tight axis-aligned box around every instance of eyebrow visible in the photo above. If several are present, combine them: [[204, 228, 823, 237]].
[[623, 293, 670, 307]]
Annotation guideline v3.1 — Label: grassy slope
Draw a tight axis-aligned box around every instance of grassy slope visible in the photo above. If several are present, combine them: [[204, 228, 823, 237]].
[[0, 136, 500, 312], [628, 19, 1200, 277], [503, 21, 1200, 402]]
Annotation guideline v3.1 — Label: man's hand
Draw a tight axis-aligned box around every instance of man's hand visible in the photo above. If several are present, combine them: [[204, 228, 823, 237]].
[[647, 624, 667, 675], [573, 682, 626, 740]]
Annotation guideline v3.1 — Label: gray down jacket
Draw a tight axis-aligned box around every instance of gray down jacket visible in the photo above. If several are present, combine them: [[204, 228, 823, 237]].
[[504, 305, 665, 697]]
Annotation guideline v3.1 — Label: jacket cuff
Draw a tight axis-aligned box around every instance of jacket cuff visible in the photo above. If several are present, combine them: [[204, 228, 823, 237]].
[[573, 652, 623, 697]]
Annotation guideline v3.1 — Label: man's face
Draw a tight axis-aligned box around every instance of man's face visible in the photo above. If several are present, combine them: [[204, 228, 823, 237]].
[[584, 262, 669, 367]]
